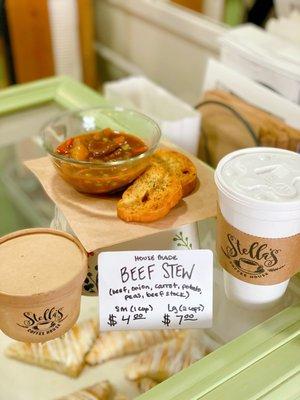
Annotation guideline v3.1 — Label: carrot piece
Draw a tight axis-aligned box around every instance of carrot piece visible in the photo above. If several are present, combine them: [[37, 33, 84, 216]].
[[113, 135, 126, 145], [56, 138, 74, 155], [131, 145, 148, 155]]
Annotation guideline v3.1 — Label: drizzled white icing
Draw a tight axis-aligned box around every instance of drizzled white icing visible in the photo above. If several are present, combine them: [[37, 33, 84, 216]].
[[221, 151, 300, 202], [86, 329, 182, 365], [6, 319, 98, 375], [126, 335, 204, 381], [59, 380, 112, 400]]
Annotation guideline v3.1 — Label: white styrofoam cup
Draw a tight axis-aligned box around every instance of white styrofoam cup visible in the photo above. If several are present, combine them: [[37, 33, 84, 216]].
[[215, 147, 300, 309]]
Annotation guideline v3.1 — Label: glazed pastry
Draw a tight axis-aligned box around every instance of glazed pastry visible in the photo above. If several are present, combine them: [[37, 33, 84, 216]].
[[56, 380, 113, 400], [126, 336, 204, 382], [137, 378, 158, 393], [86, 329, 184, 365], [114, 394, 128, 400], [5, 319, 98, 377]]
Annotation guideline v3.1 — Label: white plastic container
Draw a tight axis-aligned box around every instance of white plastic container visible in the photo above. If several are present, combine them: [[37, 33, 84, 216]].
[[215, 147, 300, 309], [275, 0, 300, 17], [267, 10, 300, 46], [104, 76, 201, 155], [220, 25, 300, 104]]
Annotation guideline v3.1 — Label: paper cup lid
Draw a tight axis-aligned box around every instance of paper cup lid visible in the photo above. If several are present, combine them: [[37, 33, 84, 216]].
[[0, 228, 87, 305], [215, 147, 300, 211]]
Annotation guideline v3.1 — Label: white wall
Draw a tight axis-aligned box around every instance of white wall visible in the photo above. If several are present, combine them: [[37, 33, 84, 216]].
[[93, 0, 228, 105]]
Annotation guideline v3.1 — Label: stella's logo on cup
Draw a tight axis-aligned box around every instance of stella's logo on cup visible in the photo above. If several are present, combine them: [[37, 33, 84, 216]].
[[221, 233, 283, 279], [17, 307, 68, 336]]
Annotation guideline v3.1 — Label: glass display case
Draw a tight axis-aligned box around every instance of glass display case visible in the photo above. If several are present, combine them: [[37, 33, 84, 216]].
[[0, 77, 299, 400]]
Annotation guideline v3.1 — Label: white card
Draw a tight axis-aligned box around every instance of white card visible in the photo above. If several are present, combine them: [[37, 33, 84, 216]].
[[98, 250, 213, 331]]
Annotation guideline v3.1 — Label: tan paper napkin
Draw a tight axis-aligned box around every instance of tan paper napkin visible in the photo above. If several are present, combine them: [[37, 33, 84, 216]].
[[25, 152, 217, 253]]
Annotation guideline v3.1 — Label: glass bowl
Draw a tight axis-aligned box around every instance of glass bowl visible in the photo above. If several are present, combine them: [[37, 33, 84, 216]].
[[42, 107, 161, 194]]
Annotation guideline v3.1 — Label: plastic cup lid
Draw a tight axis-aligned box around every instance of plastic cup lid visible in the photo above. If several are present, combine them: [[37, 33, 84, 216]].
[[215, 147, 300, 211], [0, 228, 87, 303]]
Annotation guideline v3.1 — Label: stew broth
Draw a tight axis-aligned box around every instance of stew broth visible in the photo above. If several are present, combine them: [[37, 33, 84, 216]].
[[56, 128, 148, 162], [53, 128, 150, 194]]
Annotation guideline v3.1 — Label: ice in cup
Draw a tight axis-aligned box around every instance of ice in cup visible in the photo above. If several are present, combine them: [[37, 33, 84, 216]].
[[215, 148, 300, 309], [0, 228, 87, 342]]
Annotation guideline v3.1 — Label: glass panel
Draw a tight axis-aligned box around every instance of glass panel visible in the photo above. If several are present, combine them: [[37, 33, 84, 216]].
[[0, 101, 299, 400], [0, 102, 64, 234]]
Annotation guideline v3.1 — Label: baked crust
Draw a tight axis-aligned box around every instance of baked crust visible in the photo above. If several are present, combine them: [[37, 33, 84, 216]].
[[117, 164, 182, 222], [57, 380, 113, 400], [5, 319, 98, 377], [137, 378, 158, 393], [152, 149, 198, 197], [126, 335, 204, 382], [86, 329, 183, 366]]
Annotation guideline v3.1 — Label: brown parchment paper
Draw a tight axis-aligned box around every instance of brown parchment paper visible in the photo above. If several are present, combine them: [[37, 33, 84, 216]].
[[25, 148, 217, 253], [198, 90, 300, 167], [217, 207, 300, 285]]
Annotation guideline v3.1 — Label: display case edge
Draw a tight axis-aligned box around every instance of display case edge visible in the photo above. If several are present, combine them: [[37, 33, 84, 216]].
[[0, 76, 107, 116], [138, 303, 300, 399], [0, 76, 298, 400]]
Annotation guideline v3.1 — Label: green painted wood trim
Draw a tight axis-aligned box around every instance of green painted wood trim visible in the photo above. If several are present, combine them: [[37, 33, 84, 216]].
[[0, 75, 108, 116], [54, 76, 107, 109], [137, 303, 300, 400], [201, 334, 300, 399], [0, 76, 60, 115], [261, 370, 300, 400]]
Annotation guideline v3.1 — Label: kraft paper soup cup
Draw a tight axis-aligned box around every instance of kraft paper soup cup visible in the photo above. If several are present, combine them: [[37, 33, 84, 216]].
[[0, 228, 87, 342], [215, 147, 300, 309]]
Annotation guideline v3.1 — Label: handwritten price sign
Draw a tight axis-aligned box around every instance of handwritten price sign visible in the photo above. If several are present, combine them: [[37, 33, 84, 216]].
[[98, 250, 213, 330]]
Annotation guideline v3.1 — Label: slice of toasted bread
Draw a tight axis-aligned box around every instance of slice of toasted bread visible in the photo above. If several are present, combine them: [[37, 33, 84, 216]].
[[117, 164, 182, 222], [152, 149, 197, 197]]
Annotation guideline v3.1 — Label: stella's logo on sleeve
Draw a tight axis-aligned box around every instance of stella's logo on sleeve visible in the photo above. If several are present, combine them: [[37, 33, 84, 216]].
[[17, 307, 67, 336], [221, 233, 284, 279]]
